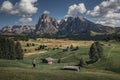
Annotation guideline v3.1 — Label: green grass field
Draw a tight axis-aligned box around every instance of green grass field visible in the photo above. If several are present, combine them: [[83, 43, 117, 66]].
[[0, 39, 120, 80]]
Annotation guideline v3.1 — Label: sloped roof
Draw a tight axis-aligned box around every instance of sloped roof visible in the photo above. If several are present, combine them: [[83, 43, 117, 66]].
[[45, 57, 54, 61]]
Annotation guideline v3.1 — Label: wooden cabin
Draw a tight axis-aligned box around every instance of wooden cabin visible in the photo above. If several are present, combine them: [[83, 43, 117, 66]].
[[42, 57, 54, 64], [63, 66, 80, 71]]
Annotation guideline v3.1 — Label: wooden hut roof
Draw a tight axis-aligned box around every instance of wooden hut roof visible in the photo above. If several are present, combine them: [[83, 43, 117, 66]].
[[45, 57, 53, 61]]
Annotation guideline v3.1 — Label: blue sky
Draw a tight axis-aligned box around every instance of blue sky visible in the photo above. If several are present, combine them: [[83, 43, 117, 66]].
[[0, 0, 120, 27]]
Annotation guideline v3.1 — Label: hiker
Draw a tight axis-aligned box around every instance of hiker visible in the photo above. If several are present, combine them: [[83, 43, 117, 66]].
[[32, 58, 36, 68]]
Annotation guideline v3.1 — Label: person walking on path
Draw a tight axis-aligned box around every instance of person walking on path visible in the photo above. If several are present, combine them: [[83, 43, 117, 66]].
[[32, 58, 36, 68]]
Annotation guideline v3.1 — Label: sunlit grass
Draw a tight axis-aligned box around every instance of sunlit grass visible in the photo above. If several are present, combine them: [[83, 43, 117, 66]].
[[0, 40, 120, 80]]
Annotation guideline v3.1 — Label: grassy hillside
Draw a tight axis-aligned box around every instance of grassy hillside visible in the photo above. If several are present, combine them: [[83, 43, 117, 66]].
[[20, 38, 93, 52], [0, 39, 120, 80]]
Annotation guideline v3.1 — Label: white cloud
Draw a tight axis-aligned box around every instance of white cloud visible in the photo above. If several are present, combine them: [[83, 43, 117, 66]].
[[18, 0, 38, 15], [96, 19, 120, 27], [87, 6, 100, 18], [0, 0, 38, 23], [0, 1, 13, 13], [87, 0, 120, 18], [67, 3, 87, 17], [43, 10, 50, 14], [19, 17, 32, 23], [0, 0, 38, 15], [87, 0, 120, 27]]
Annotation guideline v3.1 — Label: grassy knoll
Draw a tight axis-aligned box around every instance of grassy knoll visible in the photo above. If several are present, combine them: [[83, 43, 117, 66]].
[[0, 39, 120, 80]]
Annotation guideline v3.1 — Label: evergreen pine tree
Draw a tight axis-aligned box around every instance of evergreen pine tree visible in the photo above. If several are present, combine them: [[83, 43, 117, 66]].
[[7, 39, 16, 59], [15, 41, 23, 59], [0, 37, 23, 60], [87, 42, 103, 63]]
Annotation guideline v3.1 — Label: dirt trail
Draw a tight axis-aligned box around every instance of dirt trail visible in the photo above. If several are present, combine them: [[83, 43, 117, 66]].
[[24, 51, 47, 57]]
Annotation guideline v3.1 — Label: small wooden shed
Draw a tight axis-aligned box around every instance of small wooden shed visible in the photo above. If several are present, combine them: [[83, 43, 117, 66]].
[[63, 66, 80, 71], [42, 57, 54, 64]]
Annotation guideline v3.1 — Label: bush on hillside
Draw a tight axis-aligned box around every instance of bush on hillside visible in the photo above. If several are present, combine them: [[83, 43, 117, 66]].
[[71, 46, 79, 51], [36, 45, 47, 50]]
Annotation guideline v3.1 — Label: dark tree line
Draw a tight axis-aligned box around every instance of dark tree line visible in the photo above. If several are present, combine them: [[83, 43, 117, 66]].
[[0, 35, 37, 41], [0, 37, 23, 60], [104, 33, 120, 42]]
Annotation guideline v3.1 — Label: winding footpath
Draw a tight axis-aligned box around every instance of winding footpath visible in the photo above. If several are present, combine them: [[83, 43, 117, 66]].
[[24, 51, 47, 57]]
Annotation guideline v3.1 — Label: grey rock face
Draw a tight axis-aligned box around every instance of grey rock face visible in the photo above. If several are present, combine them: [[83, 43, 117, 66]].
[[0, 25, 35, 34], [35, 13, 58, 34], [58, 16, 115, 35]]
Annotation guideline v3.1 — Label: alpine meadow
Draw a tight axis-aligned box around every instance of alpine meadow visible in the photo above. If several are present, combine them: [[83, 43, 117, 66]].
[[0, 0, 120, 80]]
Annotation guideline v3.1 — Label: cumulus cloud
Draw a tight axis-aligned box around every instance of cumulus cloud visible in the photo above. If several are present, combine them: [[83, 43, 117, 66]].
[[0, 0, 38, 23], [0, 1, 13, 13], [43, 10, 50, 14], [67, 3, 87, 17], [96, 19, 120, 27], [19, 17, 32, 23], [87, 0, 120, 18], [18, 0, 38, 15], [87, 0, 120, 27]]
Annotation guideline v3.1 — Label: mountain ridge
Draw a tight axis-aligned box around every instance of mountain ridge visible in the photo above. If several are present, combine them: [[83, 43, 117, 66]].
[[0, 13, 119, 38], [0, 25, 35, 34]]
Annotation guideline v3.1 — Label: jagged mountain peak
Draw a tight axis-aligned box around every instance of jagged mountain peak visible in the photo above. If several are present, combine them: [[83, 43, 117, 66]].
[[35, 13, 58, 34], [0, 14, 117, 36], [58, 16, 115, 35], [41, 13, 49, 18], [62, 16, 87, 24], [75, 16, 85, 22]]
